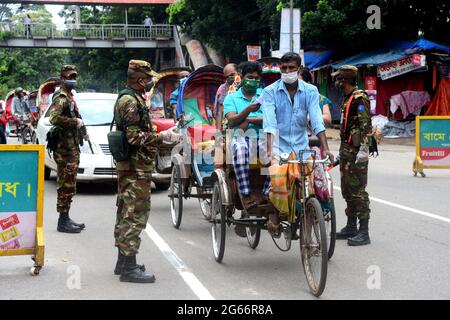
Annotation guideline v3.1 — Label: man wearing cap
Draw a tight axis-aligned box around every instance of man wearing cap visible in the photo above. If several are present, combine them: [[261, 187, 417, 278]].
[[113, 59, 179, 283], [332, 65, 372, 246], [11, 87, 30, 129], [49, 65, 86, 234]]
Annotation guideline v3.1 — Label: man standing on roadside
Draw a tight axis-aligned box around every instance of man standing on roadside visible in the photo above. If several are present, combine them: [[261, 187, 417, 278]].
[[332, 65, 372, 246], [113, 60, 180, 283], [49, 65, 86, 234]]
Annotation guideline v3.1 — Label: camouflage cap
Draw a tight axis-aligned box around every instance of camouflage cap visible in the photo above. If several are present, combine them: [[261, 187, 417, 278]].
[[15, 87, 24, 94], [128, 59, 157, 77], [60, 65, 77, 78], [331, 65, 358, 78]]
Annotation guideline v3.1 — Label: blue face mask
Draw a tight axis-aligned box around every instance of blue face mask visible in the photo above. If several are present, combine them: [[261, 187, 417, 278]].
[[65, 79, 77, 88]]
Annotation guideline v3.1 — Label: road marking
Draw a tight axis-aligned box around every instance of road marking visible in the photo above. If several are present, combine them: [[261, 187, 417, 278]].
[[334, 186, 450, 224], [145, 223, 215, 300]]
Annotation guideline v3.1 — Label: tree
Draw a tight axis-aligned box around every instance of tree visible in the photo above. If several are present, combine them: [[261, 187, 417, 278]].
[[168, 0, 275, 61]]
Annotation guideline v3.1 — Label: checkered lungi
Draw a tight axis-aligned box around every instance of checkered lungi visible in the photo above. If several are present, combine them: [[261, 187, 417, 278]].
[[232, 136, 270, 196]]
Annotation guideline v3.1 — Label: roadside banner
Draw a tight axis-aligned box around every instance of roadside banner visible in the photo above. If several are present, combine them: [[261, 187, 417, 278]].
[[247, 45, 261, 62], [378, 54, 426, 80], [413, 116, 450, 177], [0, 145, 45, 275]]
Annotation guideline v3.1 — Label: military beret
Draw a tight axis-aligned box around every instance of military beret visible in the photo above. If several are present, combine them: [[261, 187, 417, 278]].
[[331, 65, 358, 78], [60, 65, 77, 77], [128, 59, 157, 77]]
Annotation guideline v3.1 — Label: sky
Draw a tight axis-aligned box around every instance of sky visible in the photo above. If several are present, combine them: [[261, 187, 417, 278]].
[[45, 4, 65, 26]]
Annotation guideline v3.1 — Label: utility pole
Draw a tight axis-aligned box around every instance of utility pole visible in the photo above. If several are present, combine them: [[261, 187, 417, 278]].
[[290, 0, 294, 52]]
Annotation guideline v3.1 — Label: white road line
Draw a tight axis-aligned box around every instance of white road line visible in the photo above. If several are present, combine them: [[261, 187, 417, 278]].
[[145, 223, 215, 300], [334, 186, 450, 224]]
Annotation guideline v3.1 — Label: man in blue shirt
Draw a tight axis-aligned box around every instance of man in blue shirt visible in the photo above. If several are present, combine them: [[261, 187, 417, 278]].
[[261, 52, 334, 235], [223, 61, 270, 212]]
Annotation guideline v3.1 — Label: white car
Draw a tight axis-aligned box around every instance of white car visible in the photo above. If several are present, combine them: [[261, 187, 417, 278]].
[[36, 92, 117, 182]]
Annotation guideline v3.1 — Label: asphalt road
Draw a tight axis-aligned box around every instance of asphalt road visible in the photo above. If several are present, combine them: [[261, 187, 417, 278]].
[[1, 140, 449, 300]]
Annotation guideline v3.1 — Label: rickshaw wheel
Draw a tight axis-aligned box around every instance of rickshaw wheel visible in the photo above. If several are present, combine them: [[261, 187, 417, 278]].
[[325, 198, 336, 260], [170, 164, 183, 229], [211, 182, 226, 263], [300, 197, 328, 297], [246, 224, 261, 249], [197, 187, 212, 220]]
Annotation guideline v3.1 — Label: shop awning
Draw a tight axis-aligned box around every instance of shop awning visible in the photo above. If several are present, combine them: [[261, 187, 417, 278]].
[[304, 50, 334, 69]]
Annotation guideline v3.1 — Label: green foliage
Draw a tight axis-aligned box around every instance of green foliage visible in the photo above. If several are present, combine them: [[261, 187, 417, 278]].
[[0, 31, 13, 41]]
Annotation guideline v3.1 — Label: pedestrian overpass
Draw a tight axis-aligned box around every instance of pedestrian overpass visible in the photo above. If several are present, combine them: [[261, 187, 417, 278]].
[[0, 23, 177, 49]]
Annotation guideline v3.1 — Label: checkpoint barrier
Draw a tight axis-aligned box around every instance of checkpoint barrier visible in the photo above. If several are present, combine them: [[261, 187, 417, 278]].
[[413, 116, 450, 177], [0, 145, 45, 275]]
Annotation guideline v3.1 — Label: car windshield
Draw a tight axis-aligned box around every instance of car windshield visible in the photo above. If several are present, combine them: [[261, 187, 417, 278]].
[[77, 98, 116, 126], [44, 96, 116, 126]]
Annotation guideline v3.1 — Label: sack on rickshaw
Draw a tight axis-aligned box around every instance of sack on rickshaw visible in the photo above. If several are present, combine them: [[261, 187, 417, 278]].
[[269, 152, 316, 221]]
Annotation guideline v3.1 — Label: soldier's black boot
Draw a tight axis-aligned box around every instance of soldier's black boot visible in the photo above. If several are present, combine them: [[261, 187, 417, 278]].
[[336, 216, 358, 239], [67, 212, 85, 230], [57, 213, 82, 234], [119, 255, 155, 283], [348, 219, 371, 246], [114, 250, 146, 275]]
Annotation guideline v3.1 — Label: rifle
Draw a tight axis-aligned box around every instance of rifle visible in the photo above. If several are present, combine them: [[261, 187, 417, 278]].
[[75, 111, 94, 154]]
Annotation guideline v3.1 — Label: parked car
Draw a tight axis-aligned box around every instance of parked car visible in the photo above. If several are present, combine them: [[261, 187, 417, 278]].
[[36, 92, 117, 182], [36, 91, 172, 189]]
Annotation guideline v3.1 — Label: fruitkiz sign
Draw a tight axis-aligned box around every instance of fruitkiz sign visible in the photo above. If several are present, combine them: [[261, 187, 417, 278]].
[[378, 54, 426, 80], [0, 150, 40, 250], [417, 116, 450, 167]]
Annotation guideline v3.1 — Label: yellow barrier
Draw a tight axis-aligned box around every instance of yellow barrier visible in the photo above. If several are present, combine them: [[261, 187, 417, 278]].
[[413, 116, 450, 177], [0, 145, 45, 275]]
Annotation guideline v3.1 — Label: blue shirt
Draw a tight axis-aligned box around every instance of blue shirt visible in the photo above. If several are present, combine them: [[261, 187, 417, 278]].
[[261, 79, 325, 156], [223, 88, 263, 137]]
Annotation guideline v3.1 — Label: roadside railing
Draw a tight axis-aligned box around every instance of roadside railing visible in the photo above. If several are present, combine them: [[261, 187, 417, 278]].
[[0, 23, 174, 41]]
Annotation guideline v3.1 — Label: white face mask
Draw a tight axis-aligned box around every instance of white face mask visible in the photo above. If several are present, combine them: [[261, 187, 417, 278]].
[[281, 71, 298, 84]]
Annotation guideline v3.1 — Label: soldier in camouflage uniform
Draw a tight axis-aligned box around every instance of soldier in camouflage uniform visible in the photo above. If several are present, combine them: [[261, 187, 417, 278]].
[[113, 60, 179, 283], [49, 65, 86, 234], [332, 65, 372, 246]]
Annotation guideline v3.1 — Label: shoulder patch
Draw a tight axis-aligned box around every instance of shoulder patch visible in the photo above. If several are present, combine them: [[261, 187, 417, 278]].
[[358, 105, 365, 112]]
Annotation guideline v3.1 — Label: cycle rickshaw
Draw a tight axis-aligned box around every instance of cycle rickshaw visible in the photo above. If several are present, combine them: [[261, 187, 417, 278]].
[[5, 89, 31, 142], [257, 57, 281, 87], [210, 135, 331, 296], [169, 65, 225, 228], [147, 67, 192, 120], [37, 77, 60, 117], [146, 67, 193, 190]]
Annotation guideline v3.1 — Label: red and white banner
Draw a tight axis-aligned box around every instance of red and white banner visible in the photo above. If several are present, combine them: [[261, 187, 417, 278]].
[[378, 54, 426, 80], [247, 45, 261, 62]]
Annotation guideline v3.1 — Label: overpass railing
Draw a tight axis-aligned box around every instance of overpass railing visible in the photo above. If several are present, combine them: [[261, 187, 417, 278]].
[[0, 23, 174, 40]]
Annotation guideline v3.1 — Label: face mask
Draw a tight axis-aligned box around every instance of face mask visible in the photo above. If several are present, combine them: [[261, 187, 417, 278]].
[[281, 71, 298, 84], [226, 75, 236, 84], [65, 79, 77, 88], [242, 79, 260, 94]]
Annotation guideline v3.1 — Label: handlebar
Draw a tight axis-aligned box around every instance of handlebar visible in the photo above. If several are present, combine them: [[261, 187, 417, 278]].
[[283, 156, 330, 165]]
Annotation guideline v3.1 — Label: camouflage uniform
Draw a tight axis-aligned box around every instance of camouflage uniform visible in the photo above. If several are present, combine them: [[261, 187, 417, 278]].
[[49, 87, 80, 214], [338, 86, 372, 220], [114, 61, 163, 257]]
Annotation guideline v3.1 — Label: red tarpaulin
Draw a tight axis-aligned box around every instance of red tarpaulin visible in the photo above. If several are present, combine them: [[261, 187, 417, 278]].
[[11, 0, 174, 4], [426, 78, 450, 116], [376, 72, 425, 116]]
